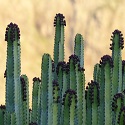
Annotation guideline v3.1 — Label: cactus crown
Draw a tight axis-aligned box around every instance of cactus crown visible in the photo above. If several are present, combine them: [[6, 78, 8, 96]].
[[5, 22, 20, 42], [54, 13, 66, 27]]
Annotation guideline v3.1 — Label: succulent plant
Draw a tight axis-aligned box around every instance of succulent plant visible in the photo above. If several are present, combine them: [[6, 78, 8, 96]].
[[1, 13, 125, 125]]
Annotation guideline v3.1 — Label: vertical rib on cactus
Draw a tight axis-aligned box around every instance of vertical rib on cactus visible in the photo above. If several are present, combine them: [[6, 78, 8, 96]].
[[122, 60, 125, 90], [110, 30, 124, 95], [4, 111, 11, 125], [31, 77, 41, 124], [86, 80, 100, 125], [93, 63, 100, 83], [74, 33, 84, 68], [66, 62, 70, 89], [98, 55, 113, 125], [62, 89, 77, 125], [69, 54, 80, 91], [52, 80, 60, 125], [10, 112, 16, 125], [53, 13, 66, 68], [29, 109, 32, 123], [20, 75, 30, 125], [85, 84, 92, 125], [56, 62, 65, 100], [75, 63, 86, 125], [5, 22, 23, 125], [0, 105, 5, 125], [40, 54, 53, 125]]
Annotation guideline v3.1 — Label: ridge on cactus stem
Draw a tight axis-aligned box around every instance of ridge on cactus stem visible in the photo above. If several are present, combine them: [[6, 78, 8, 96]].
[[1, 13, 125, 125]]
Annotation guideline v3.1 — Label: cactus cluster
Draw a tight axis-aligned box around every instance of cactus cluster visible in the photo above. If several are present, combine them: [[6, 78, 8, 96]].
[[0, 13, 125, 125]]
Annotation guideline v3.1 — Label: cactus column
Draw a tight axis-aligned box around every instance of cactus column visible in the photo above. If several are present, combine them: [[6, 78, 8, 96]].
[[5, 23, 23, 125], [110, 30, 124, 95], [53, 13, 66, 71]]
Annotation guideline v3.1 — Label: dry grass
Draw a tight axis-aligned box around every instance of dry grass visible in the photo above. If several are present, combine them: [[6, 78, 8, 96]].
[[0, 0, 125, 107]]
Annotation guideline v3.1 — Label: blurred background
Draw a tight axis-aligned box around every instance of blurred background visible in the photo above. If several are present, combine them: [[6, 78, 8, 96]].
[[0, 0, 125, 108]]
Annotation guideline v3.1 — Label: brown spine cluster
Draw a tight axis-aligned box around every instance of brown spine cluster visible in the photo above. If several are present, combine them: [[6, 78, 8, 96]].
[[69, 54, 85, 71], [54, 13, 66, 27], [5, 22, 20, 42], [33, 77, 41, 82], [0, 104, 6, 115], [110, 29, 124, 50], [122, 60, 125, 73], [0, 104, 6, 109], [99, 55, 113, 68]]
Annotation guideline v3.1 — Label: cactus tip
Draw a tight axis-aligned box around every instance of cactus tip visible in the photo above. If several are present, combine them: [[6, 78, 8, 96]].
[[5, 22, 20, 41], [33, 77, 41, 82], [99, 55, 113, 68], [110, 29, 124, 49], [54, 13, 66, 27]]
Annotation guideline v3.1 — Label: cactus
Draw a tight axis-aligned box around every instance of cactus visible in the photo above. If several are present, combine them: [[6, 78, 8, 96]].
[[20, 75, 30, 125], [1, 13, 125, 125], [5, 22, 23, 125], [31, 77, 41, 124]]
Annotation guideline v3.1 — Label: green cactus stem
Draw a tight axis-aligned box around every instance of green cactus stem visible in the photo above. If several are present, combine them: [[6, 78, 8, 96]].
[[56, 62, 65, 100], [31, 77, 41, 124], [86, 81, 100, 125], [91, 81, 100, 125], [53, 13, 66, 68], [52, 80, 60, 125], [56, 61, 69, 99], [29, 109, 32, 123], [62, 89, 77, 125], [20, 75, 30, 125], [5, 22, 23, 125], [59, 62, 70, 125], [56, 61, 68, 124], [74, 33, 84, 68], [98, 55, 113, 125], [110, 30, 124, 95], [69, 54, 80, 91], [10, 112, 16, 125], [93, 63, 100, 83], [85, 84, 92, 125], [40, 54, 53, 125], [75, 62, 86, 125]]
